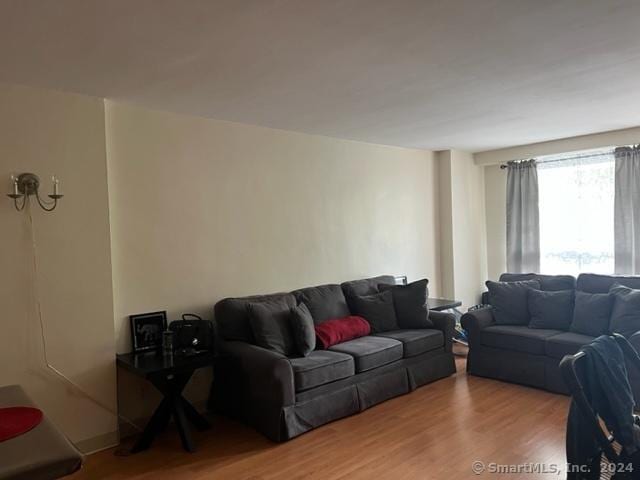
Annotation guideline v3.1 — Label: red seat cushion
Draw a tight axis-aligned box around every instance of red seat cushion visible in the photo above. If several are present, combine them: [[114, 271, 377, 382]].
[[315, 316, 370, 349], [0, 407, 43, 442]]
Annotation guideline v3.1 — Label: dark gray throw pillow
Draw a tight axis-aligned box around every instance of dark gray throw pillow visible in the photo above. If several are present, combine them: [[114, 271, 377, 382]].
[[247, 302, 295, 356], [570, 291, 611, 337], [486, 280, 540, 325], [379, 279, 433, 329], [289, 303, 316, 356], [528, 289, 574, 330], [351, 290, 399, 333], [609, 284, 640, 338]]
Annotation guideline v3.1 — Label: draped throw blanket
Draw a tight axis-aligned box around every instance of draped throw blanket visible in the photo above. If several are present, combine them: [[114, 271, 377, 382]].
[[614, 146, 640, 274], [506, 159, 540, 273]]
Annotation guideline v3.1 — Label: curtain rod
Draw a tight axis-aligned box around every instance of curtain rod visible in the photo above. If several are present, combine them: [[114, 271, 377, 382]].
[[498, 145, 635, 170]]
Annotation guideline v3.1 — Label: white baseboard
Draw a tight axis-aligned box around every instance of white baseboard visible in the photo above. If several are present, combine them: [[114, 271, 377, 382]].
[[75, 430, 120, 455]]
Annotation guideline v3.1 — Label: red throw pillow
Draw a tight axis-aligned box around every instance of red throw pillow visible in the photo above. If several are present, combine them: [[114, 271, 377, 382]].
[[315, 316, 371, 349]]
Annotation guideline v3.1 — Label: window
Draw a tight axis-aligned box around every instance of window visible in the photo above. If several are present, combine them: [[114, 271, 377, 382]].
[[538, 147, 615, 276]]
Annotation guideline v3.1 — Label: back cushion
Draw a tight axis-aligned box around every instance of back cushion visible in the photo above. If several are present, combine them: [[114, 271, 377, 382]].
[[291, 284, 350, 324], [499, 273, 576, 292], [247, 302, 296, 356], [571, 291, 612, 337], [486, 280, 540, 325], [341, 275, 396, 310], [577, 273, 640, 294], [528, 289, 574, 330], [214, 293, 296, 342], [609, 284, 640, 338]]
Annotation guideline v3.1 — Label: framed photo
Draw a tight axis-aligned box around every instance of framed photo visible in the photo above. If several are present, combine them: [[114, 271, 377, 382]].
[[129, 311, 167, 353]]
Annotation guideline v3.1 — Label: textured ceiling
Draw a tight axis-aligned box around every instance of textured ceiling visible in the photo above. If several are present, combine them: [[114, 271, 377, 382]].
[[2, 0, 640, 152]]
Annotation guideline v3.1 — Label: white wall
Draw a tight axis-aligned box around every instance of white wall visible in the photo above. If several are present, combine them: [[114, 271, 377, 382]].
[[105, 101, 443, 420], [0, 84, 117, 452], [450, 150, 487, 307], [438, 150, 487, 307], [0, 84, 496, 447], [474, 125, 640, 166], [484, 164, 507, 280], [437, 152, 455, 298]]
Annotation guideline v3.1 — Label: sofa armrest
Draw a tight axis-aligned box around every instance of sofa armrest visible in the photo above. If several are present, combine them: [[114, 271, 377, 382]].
[[219, 341, 295, 407], [429, 310, 455, 352], [461, 307, 495, 345]]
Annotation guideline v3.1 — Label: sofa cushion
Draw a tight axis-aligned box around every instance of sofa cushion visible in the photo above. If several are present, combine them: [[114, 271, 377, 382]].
[[528, 289, 574, 330], [289, 303, 316, 356], [545, 332, 595, 359], [379, 279, 433, 329], [486, 280, 540, 325], [289, 351, 355, 392], [609, 284, 640, 337], [341, 275, 396, 308], [215, 293, 297, 342], [570, 291, 612, 337], [248, 302, 296, 356], [375, 329, 444, 357], [328, 336, 403, 372], [350, 290, 399, 333], [314, 316, 371, 349], [577, 273, 640, 294], [291, 284, 350, 325], [480, 325, 563, 355], [499, 273, 576, 291]]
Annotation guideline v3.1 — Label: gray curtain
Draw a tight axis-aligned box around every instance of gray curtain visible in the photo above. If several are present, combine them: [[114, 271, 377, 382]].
[[614, 146, 640, 274], [506, 159, 540, 273]]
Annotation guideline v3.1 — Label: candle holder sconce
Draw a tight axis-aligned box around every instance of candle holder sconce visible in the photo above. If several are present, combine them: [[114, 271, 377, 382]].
[[7, 172, 64, 212]]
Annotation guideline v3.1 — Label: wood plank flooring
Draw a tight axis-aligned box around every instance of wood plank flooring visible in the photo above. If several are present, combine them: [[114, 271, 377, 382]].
[[72, 357, 570, 479]]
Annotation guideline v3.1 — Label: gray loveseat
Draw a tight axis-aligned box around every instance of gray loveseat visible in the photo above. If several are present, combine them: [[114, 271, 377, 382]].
[[462, 273, 640, 399], [209, 275, 456, 441]]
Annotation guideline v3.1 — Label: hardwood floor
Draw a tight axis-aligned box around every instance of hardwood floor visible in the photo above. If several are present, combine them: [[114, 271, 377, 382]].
[[72, 357, 570, 479]]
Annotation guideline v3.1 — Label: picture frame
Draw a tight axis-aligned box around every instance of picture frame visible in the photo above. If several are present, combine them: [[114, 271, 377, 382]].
[[129, 311, 168, 353]]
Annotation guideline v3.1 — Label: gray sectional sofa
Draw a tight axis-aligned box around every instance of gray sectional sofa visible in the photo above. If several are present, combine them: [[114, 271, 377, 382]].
[[209, 275, 456, 441], [462, 273, 640, 399]]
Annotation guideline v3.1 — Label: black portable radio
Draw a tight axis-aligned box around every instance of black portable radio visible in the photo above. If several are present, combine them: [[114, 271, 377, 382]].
[[168, 314, 215, 355]]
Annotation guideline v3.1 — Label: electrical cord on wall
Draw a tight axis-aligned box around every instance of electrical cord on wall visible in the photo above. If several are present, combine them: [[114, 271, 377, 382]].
[[27, 206, 142, 441]]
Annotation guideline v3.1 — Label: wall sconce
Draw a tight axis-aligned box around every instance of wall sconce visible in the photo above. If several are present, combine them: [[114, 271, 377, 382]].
[[7, 173, 64, 212]]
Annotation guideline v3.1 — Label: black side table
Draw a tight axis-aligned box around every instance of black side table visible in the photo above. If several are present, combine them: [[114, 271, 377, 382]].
[[116, 351, 214, 453], [428, 297, 467, 354], [428, 297, 463, 312]]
